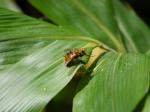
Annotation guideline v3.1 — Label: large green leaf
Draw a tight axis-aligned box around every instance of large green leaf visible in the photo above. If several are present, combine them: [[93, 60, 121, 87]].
[[0, 7, 96, 111], [142, 95, 150, 112], [29, 0, 125, 51], [112, 1, 150, 53], [0, 8, 98, 68], [0, 40, 87, 112], [0, 8, 94, 41], [73, 53, 149, 112]]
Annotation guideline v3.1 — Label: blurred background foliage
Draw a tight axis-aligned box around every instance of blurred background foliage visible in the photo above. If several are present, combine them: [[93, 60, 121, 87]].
[[1, 0, 150, 25], [0, 0, 149, 112]]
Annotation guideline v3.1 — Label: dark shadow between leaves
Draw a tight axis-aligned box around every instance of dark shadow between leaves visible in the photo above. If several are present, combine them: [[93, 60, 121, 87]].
[[75, 52, 107, 94], [133, 84, 150, 112]]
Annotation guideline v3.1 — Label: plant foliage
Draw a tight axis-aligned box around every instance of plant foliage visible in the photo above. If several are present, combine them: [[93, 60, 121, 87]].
[[0, 0, 150, 112]]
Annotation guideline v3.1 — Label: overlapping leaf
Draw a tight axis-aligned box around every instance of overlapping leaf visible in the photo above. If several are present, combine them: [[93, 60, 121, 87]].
[[0, 0, 150, 112], [0, 8, 97, 68], [0, 40, 87, 112], [29, 0, 125, 51], [73, 53, 150, 112], [30, 0, 150, 53], [0, 7, 98, 112]]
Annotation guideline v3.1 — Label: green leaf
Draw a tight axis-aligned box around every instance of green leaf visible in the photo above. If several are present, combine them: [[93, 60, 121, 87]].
[[112, 1, 150, 53], [0, 8, 91, 41], [29, 0, 125, 51], [0, 40, 87, 112], [0, 8, 98, 68], [0, 0, 21, 12], [73, 53, 149, 112], [142, 95, 150, 112], [0, 8, 94, 111], [146, 50, 150, 56]]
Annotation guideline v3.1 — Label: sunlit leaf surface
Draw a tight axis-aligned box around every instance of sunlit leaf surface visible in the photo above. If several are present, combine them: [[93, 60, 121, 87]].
[[73, 53, 149, 112], [0, 40, 87, 112], [0, 8, 96, 69]]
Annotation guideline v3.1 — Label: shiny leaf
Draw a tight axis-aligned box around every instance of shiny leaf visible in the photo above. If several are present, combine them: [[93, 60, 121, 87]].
[[0, 40, 87, 112], [0, 8, 97, 68]]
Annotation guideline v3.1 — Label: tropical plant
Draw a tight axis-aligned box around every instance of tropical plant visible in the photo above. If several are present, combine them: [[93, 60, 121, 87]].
[[0, 0, 150, 112]]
